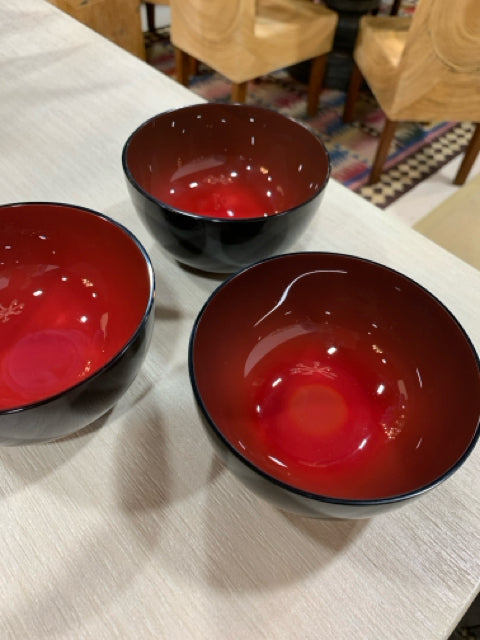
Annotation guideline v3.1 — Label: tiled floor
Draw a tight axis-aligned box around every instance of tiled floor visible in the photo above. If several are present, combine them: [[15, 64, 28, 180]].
[[387, 148, 480, 228]]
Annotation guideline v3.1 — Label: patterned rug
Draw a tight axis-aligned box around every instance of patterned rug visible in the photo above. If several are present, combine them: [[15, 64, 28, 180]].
[[145, 28, 473, 209]]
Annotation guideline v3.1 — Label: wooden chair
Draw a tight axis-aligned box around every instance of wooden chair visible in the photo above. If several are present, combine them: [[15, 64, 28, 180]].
[[343, 0, 480, 185], [169, 0, 338, 114], [49, 0, 146, 59]]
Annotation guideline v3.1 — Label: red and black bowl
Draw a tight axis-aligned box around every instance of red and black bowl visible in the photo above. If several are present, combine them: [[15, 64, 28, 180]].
[[188, 253, 480, 518], [0, 203, 155, 445], [122, 103, 330, 274]]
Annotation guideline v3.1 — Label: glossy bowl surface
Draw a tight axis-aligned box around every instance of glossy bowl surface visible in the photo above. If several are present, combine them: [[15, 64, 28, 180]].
[[0, 203, 155, 445], [122, 103, 330, 273], [189, 253, 480, 517]]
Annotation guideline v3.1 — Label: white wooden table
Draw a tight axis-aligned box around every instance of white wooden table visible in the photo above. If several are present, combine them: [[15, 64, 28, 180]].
[[1, 2, 479, 638]]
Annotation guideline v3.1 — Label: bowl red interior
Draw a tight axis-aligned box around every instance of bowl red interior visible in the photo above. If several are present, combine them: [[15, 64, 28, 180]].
[[0, 203, 153, 411], [124, 104, 329, 219], [191, 253, 480, 500]]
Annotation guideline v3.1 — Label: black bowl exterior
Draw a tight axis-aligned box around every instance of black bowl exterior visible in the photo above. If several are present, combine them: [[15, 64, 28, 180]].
[[125, 180, 325, 273], [0, 307, 154, 445], [0, 202, 156, 445], [122, 103, 330, 274], [196, 408, 419, 519]]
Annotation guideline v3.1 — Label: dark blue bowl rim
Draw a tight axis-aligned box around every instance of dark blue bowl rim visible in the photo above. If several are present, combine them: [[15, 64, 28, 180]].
[[188, 251, 480, 507], [121, 102, 331, 223], [0, 201, 155, 415]]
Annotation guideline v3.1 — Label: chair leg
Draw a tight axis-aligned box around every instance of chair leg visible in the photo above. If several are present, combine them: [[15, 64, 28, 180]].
[[189, 57, 199, 76], [369, 118, 398, 184], [343, 62, 363, 123], [390, 0, 402, 15], [175, 47, 191, 86], [454, 123, 480, 186], [231, 82, 248, 103], [307, 53, 328, 117], [146, 3, 155, 32]]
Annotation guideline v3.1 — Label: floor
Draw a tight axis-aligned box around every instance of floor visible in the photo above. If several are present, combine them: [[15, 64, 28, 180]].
[[388, 150, 480, 228]]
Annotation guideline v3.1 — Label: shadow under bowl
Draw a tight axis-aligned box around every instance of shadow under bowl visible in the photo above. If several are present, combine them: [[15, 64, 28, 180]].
[[122, 103, 330, 274], [189, 252, 480, 518], [0, 203, 155, 445]]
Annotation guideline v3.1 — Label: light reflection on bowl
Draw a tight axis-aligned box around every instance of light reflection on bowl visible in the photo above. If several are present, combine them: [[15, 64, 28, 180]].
[[189, 252, 480, 518], [0, 202, 155, 445], [122, 103, 330, 273]]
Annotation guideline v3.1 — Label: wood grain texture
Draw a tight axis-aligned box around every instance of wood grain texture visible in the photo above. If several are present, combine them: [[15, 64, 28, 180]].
[[169, 0, 338, 84], [354, 0, 480, 121], [1, 2, 480, 638]]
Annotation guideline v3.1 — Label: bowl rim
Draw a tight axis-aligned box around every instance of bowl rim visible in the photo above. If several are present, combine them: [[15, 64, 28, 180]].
[[0, 201, 155, 415], [188, 251, 480, 506], [122, 102, 331, 223]]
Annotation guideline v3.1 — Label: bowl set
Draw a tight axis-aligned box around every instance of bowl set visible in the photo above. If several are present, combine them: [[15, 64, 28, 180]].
[[2, 104, 479, 518]]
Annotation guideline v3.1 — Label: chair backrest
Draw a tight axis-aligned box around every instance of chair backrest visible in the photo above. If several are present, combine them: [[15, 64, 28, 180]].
[[170, 0, 337, 86], [170, 0, 256, 60], [390, 0, 480, 120]]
